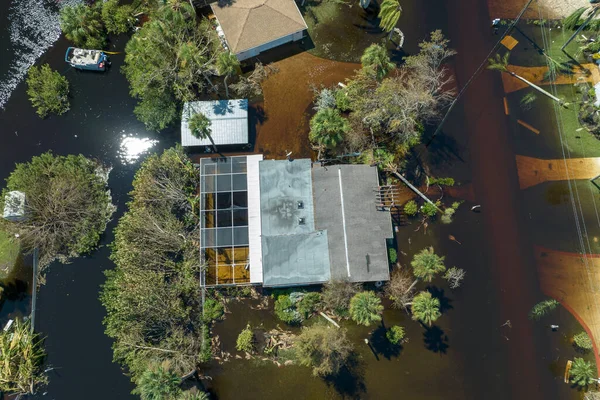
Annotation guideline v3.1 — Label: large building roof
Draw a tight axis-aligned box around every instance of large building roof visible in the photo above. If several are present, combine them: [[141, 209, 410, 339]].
[[211, 0, 308, 55], [181, 100, 248, 147], [312, 164, 392, 283], [259, 159, 330, 287]]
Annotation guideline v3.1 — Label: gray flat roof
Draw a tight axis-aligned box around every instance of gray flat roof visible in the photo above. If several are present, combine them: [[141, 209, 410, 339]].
[[262, 231, 330, 287], [259, 159, 330, 286], [259, 159, 316, 236], [181, 100, 248, 147], [312, 164, 392, 283]]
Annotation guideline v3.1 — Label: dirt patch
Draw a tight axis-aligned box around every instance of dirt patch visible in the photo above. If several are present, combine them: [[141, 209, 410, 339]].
[[254, 52, 359, 160], [488, 0, 589, 19]]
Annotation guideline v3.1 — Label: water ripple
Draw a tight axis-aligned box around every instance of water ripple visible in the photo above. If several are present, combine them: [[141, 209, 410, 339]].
[[0, 0, 81, 109]]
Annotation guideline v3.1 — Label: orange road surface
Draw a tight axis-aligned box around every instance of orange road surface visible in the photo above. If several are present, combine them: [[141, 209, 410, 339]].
[[535, 246, 600, 375], [515, 155, 600, 189], [501, 63, 600, 94]]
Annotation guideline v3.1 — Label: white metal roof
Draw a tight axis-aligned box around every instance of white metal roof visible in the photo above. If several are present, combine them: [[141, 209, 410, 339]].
[[246, 154, 264, 283], [3, 191, 25, 221], [181, 99, 249, 147]]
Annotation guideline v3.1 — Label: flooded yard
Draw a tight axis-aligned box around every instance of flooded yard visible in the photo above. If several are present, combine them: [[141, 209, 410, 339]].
[[0, 0, 596, 398]]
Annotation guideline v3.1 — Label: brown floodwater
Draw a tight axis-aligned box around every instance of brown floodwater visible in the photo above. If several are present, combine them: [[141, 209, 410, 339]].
[[0, 0, 593, 398]]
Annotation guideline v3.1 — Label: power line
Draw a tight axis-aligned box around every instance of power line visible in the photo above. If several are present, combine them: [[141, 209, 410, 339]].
[[423, 0, 536, 149]]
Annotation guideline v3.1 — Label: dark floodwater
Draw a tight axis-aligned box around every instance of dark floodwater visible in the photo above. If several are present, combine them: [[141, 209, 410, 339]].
[[0, 0, 592, 399]]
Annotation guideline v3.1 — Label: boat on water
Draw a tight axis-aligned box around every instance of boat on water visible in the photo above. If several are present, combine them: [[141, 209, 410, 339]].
[[65, 47, 109, 71]]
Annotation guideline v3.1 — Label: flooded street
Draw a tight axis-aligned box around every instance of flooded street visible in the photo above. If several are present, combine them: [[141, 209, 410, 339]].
[[0, 0, 594, 398]]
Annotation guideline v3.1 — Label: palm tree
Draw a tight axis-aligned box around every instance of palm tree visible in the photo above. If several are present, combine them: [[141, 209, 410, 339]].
[[188, 112, 217, 152], [309, 108, 349, 149], [178, 390, 210, 400], [570, 357, 597, 387], [361, 44, 394, 81], [134, 363, 182, 400], [411, 247, 446, 282], [59, 4, 106, 49], [410, 291, 441, 326], [487, 52, 569, 107], [216, 52, 240, 98], [378, 0, 402, 39], [349, 291, 384, 326]]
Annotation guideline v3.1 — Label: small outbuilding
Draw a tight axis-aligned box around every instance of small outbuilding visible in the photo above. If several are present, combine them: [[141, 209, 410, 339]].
[[181, 99, 249, 147], [3, 191, 26, 222], [210, 0, 308, 61]]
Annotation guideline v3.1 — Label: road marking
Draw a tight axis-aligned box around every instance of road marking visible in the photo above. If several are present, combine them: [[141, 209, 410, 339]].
[[338, 168, 351, 278]]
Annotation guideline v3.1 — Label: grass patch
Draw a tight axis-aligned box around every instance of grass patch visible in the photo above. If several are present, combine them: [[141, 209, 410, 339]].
[[0, 229, 19, 279]]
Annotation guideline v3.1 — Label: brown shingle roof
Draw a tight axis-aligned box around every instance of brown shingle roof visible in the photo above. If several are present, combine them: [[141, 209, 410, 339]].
[[211, 0, 308, 54]]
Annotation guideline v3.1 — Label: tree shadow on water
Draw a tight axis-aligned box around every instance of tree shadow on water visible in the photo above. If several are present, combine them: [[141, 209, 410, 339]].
[[425, 286, 453, 314], [422, 325, 449, 354], [324, 354, 367, 399], [369, 322, 403, 360]]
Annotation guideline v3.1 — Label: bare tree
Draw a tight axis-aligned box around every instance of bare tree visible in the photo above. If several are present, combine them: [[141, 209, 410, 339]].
[[385, 268, 416, 309], [230, 62, 279, 98], [443, 266, 466, 289]]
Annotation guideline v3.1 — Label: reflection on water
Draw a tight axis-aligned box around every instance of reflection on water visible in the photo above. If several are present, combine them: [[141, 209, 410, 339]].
[[0, 0, 81, 109], [117, 134, 159, 165]]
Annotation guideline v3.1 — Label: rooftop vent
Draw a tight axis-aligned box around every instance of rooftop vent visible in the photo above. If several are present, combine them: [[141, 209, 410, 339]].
[[297, 201, 304, 209], [298, 217, 305, 225]]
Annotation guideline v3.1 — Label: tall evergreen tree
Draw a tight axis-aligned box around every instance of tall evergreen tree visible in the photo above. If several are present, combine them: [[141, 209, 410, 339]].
[[361, 44, 394, 81]]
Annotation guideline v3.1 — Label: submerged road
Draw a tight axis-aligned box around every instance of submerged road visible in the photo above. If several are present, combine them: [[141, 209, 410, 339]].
[[445, 1, 555, 399]]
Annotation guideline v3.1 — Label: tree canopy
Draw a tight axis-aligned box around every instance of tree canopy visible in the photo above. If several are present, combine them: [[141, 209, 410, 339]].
[[26, 64, 70, 118], [133, 362, 181, 400], [331, 31, 455, 158], [411, 247, 446, 282], [0, 152, 114, 267], [349, 291, 384, 326], [411, 291, 441, 326], [570, 357, 597, 387], [59, 3, 106, 48], [101, 0, 136, 35], [361, 43, 394, 81], [295, 324, 353, 377], [309, 108, 349, 149], [101, 147, 207, 386], [378, 0, 402, 33], [122, 3, 222, 130]]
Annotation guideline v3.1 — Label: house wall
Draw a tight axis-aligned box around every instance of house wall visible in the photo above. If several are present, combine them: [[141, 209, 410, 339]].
[[235, 29, 306, 61]]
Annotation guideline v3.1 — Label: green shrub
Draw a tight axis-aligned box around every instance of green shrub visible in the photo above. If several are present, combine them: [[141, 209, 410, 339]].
[[429, 177, 455, 186], [236, 324, 255, 353], [386, 325, 406, 345], [421, 201, 439, 218], [574, 331, 594, 351], [335, 88, 351, 111], [26, 64, 69, 118], [388, 247, 397, 264], [404, 200, 418, 216], [203, 298, 224, 323], [297, 292, 322, 319], [274, 295, 302, 324]]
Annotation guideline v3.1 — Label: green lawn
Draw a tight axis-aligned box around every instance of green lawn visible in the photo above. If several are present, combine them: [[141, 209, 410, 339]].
[[0, 229, 19, 280]]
